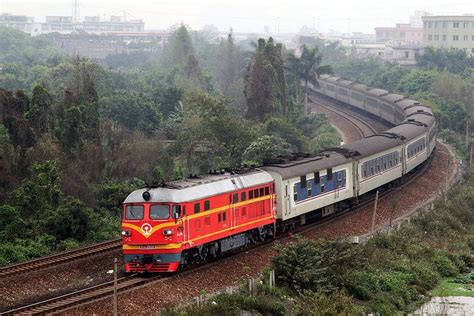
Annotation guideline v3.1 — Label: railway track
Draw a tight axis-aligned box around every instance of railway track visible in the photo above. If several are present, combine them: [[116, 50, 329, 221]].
[[310, 94, 378, 138], [0, 239, 121, 278], [0, 152, 434, 315]]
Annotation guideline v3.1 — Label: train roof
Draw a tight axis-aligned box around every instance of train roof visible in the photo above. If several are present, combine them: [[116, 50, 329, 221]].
[[406, 114, 436, 126], [351, 84, 369, 92], [405, 105, 433, 117], [124, 170, 273, 203], [381, 94, 405, 103], [327, 76, 341, 82], [386, 122, 427, 141], [261, 150, 353, 180], [397, 99, 421, 109], [367, 88, 388, 97], [343, 135, 403, 158], [319, 74, 331, 80], [338, 79, 353, 87]]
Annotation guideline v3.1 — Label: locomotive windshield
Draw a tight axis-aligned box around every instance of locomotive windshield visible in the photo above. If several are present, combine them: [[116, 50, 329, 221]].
[[150, 205, 170, 220], [125, 205, 144, 220]]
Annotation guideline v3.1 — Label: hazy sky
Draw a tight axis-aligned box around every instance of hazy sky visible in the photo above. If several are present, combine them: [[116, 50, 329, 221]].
[[1, 0, 473, 34]]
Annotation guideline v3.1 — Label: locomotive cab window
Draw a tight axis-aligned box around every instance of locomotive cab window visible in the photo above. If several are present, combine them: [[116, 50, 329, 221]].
[[150, 205, 170, 220], [125, 205, 144, 220], [172, 205, 182, 218], [265, 187, 270, 195], [259, 188, 264, 197], [204, 200, 210, 211]]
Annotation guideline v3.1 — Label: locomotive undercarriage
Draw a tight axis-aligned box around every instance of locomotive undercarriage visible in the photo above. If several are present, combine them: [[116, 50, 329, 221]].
[[180, 224, 275, 266]]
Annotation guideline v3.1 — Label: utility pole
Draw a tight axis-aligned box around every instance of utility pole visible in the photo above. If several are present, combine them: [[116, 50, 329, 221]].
[[113, 258, 118, 316], [370, 190, 379, 237]]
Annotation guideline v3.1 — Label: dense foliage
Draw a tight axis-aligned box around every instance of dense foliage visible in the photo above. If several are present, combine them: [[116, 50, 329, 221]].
[[0, 25, 340, 265]]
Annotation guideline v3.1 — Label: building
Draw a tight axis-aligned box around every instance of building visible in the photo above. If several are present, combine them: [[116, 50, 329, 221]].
[[375, 23, 423, 46], [422, 15, 474, 55], [0, 13, 34, 33], [354, 44, 421, 66], [0, 13, 145, 36], [410, 10, 431, 28]]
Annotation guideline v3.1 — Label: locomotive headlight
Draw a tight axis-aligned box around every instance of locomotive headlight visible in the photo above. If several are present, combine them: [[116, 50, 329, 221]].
[[163, 229, 173, 236], [122, 229, 131, 237]]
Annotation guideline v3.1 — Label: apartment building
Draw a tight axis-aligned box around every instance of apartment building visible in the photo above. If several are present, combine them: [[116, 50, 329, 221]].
[[422, 15, 474, 55]]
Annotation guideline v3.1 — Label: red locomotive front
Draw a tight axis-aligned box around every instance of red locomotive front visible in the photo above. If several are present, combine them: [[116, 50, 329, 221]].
[[122, 200, 184, 272], [122, 171, 276, 273]]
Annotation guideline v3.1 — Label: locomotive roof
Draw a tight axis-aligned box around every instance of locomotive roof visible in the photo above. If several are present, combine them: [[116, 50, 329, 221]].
[[261, 151, 351, 180], [124, 170, 273, 203], [343, 135, 403, 158]]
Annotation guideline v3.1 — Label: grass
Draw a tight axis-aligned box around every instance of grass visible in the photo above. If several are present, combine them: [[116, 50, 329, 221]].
[[431, 274, 474, 297]]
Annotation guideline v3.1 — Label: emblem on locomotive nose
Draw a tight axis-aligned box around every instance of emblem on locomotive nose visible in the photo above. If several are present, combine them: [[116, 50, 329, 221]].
[[141, 223, 153, 236]]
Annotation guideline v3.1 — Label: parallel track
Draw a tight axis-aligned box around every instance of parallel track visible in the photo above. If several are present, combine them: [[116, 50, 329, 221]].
[[0, 153, 434, 315], [0, 239, 121, 278], [310, 94, 378, 138]]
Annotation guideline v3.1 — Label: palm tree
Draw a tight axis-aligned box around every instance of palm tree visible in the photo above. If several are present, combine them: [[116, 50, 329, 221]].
[[287, 45, 332, 114]]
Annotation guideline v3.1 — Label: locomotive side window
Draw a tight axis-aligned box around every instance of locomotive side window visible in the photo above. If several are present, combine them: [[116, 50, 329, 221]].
[[194, 203, 200, 214], [204, 216, 211, 226], [265, 187, 270, 195], [241, 192, 246, 202], [233, 193, 239, 204], [249, 190, 254, 199], [254, 189, 259, 198], [218, 213, 222, 223], [125, 205, 144, 220], [242, 207, 247, 217], [204, 200, 210, 211], [259, 188, 264, 197], [222, 212, 227, 222], [150, 205, 170, 220]]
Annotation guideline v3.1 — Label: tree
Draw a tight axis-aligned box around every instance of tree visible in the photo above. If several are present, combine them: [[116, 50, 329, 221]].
[[286, 45, 332, 114], [243, 135, 292, 165], [244, 38, 287, 120], [26, 85, 52, 134]]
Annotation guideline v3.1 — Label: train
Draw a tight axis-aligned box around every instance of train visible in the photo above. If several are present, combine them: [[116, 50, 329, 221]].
[[121, 75, 436, 273]]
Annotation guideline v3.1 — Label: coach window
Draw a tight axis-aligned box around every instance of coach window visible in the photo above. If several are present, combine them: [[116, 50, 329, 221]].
[[307, 181, 312, 196], [194, 203, 200, 214], [241, 192, 246, 202], [204, 200, 210, 211], [233, 193, 239, 204], [327, 169, 333, 181], [314, 172, 320, 184], [125, 205, 144, 220], [321, 179, 325, 193], [249, 190, 254, 199], [150, 205, 170, 220], [293, 184, 298, 201]]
